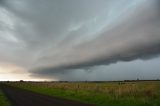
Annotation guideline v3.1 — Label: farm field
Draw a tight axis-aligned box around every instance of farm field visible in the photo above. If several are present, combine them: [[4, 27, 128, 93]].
[[5, 81, 160, 106]]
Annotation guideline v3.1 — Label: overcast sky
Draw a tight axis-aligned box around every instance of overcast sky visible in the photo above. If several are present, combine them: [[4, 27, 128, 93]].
[[0, 0, 160, 81]]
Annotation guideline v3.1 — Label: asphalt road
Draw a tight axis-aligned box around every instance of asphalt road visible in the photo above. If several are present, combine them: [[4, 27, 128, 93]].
[[1, 84, 95, 106]]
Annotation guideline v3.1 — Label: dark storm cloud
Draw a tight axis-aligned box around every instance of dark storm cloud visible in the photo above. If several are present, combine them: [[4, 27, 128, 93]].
[[0, 0, 160, 80], [32, 43, 160, 77], [31, 0, 160, 77], [0, 0, 5, 5]]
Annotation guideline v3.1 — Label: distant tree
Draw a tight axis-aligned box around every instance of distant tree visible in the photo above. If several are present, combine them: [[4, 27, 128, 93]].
[[20, 80, 24, 83]]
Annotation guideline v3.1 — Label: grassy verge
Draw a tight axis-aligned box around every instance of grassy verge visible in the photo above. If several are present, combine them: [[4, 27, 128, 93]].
[[0, 89, 10, 106], [7, 81, 160, 106]]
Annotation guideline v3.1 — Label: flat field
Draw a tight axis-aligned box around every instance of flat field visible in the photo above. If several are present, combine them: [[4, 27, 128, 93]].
[[5, 81, 160, 106]]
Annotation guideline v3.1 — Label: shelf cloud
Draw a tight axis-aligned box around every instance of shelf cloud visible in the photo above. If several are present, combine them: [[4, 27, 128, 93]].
[[0, 0, 160, 80]]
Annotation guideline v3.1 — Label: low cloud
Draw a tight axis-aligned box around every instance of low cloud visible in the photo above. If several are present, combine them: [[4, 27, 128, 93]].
[[0, 0, 160, 80]]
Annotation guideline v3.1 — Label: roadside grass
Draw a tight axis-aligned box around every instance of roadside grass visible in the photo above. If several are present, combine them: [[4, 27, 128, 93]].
[[7, 81, 160, 106], [0, 89, 10, 106]]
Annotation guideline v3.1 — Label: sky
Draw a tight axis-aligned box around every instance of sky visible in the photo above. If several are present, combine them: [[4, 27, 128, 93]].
[[0, 0, 160, 81]]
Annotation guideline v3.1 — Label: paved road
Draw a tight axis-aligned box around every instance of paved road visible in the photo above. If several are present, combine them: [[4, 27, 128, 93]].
[[1, 85, 94, 106]]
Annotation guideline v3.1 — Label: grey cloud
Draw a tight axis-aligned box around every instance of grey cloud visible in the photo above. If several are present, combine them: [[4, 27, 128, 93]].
[[31, 58, 160, 81], [1, 0, 108, 46], [31, 0, 160, 77], [0, 0, 160, 80]]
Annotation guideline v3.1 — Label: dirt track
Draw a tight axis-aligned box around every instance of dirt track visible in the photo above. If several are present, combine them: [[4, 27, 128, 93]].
[[1, 84, 95, 106]]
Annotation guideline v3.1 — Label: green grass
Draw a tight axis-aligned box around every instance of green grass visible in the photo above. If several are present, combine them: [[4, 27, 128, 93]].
[[0, 89, 10, 106], [7, 81, 160, 106]]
